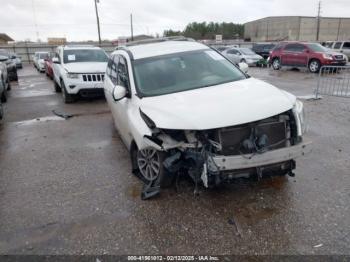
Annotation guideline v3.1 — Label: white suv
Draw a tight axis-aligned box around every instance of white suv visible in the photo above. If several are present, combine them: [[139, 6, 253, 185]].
[[104, 39, 311, 197], [52, 45, 108, 103]]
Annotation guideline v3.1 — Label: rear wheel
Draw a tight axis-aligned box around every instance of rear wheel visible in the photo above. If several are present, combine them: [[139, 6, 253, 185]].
[[61, 80, 75, 103], [136, 147, 174, 188], [272, 58, 281, 70], [54, 80, 61, 93], [308, 59, 321, 73]]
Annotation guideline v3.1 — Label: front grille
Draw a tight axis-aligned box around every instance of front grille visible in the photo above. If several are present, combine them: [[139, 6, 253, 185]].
[[334, 55, 344, 60], [82, 74, 105, 82], [214, 113, 291, 156]]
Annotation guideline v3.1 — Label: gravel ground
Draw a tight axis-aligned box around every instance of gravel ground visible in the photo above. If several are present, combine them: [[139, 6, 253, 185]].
[[0, 65, 349, 255]]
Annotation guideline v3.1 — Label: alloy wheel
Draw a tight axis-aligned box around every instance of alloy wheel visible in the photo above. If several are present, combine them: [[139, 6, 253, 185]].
[[309, 61, 319, 73], [137, 148, 161, 181], [272, 59, 280, 70]]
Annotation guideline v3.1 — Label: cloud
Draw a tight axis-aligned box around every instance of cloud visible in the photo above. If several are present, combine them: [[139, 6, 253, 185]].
[[0, 0, 349, 41]]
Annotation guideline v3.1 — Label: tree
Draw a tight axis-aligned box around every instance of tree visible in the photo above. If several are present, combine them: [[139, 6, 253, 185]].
[[163, 22, 244, 40]]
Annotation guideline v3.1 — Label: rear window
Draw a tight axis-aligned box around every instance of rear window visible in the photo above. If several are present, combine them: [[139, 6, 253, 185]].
[[39, 53, 49, 59]]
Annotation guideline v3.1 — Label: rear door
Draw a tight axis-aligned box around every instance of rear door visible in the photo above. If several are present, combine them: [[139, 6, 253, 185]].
[[280, 44, 297, 65], [341, 42, 350, 59], [292, 44, 308, 66]]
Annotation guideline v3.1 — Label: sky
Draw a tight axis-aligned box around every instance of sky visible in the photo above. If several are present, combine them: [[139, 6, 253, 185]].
[[0, 0, 349, 42]]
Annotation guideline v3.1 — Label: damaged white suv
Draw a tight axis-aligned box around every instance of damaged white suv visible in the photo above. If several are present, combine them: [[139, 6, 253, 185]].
[[104, 39, 311, 195]]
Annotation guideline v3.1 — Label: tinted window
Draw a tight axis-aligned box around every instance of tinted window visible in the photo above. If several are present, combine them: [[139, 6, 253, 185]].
[[118, 56, 130, 90], [39, 53, 49, 59], [63, 49, 108, 64], [307, 43, 327, 52], [227, 49, 239, 55], [334, 42, 342, 49], [133, 49, 246, 97], [284, 44, 305, 52], [343, 42, 350, 49]]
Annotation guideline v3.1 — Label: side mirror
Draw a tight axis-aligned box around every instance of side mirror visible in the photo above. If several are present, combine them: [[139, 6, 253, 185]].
[[305, 49, 310, 53], [238, 62, 249, 73], [52, 57, 60, 64], [11, 55, 16, 59], [113, 85, 127, 101]]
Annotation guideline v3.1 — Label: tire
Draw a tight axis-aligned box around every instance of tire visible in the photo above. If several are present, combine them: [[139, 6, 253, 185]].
[[1, 87, 6, 103], [308, 59, 321, 73], [135, 147, 174, 188], [7, 79, 11, 91], [61, 80, 75, 103], [12, 72, 18, 82], [272, 58, 281, 70], [54, 81, 61, 93]]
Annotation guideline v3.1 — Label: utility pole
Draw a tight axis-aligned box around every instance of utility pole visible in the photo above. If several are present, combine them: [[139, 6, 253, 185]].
[[94, 0, 102, 45], [130, 13, 134, 41], [316, 1, 321, 41]]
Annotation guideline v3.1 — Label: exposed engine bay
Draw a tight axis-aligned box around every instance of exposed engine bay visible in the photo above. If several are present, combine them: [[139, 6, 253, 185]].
[[142, 109, 305, 194]]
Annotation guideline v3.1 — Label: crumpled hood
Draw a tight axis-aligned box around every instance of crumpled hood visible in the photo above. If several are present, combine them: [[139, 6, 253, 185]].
[[140, 78, 296, 130], [64, 62, 107, 73]]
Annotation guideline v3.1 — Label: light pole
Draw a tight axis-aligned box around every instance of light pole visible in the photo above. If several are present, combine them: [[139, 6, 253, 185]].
[[94, 0, 102, 45]]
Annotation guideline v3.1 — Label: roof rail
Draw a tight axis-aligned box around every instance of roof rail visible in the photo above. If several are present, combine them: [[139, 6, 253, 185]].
[[118, 36, 195, 48]]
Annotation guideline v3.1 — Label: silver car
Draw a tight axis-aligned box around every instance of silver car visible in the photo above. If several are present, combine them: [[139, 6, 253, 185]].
[[222, 47, 263, 66]]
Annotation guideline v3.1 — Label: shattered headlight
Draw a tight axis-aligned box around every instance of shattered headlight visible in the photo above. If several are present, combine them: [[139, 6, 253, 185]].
[[293, 99, 307, 135]]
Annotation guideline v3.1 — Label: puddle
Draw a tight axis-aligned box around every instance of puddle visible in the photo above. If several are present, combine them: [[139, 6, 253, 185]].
[[11, 116, 65, 126]]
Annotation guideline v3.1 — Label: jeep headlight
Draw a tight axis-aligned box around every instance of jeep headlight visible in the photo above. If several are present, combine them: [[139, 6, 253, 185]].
[[66, 73, 79, 79], [293, 99, 307, 135]]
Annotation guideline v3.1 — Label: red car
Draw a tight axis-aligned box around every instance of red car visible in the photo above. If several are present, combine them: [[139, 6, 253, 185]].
[[44, 55, 54, 79], [269, 42, 347, 73]]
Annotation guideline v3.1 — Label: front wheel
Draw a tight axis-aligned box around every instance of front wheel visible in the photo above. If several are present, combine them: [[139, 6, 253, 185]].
[[136, 148, 174, 188], [61, 80, 75, 103], [308, 60, 321, 73], [272, 58, 281, 70]]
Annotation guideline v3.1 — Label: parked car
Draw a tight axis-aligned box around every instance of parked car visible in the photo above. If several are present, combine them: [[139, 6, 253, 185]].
[[104, 39, 310, 193], [44, 53, 54, 79], [222, 47, 263, 66], [327, 41, 350, 60], [52, 45, 108, 103], [11, 53, 22, 69], [252, 43, 276, 59], [269, 42, 347, 73], [0, 55, 10, 92], [0, 56, 9, 103], [33, 52, 50, 72], [0, 49, 18, 82]]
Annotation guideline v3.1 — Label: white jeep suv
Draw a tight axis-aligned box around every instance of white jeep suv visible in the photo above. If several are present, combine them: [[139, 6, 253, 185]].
[[104, 38, 311, 196], [52, 45, 108, 103]]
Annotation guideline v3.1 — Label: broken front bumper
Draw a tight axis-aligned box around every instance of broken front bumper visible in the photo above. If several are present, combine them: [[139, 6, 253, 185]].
[[212, 141, 312, 171]]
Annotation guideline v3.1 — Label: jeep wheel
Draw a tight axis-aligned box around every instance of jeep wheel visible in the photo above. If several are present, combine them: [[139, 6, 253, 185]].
[[309, 60, 321, 73], [136, 148, 174, 188], [54, 80, 61, 93], [61, 80, 75, 103], [1, 90, 7, 103], [272, 58, 281, 70]]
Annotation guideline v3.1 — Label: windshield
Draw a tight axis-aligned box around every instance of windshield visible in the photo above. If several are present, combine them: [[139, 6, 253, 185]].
[[0, 50, 9, 58], [240, 48, 256, 55], [133, 50, 246, 97], [307, 43, 328, 52], [63, 49, 108, 64], [39, 53, 49, 59]]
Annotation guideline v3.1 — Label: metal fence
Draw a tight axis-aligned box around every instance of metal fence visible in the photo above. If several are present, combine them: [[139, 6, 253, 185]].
[[315, 66, 350, 99]]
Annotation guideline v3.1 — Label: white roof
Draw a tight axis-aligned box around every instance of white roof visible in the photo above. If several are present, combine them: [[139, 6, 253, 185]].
[[127, 41, 209, 60], [62, 45, 101, 50]]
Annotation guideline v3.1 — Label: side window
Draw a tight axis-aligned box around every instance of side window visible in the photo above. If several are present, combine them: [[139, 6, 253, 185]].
[[343, 42, 350, 49], [334, 42, 342, 49], [227, 49, 238, 55], [118, 55, 130, 91], [106, 57, 113, 77], [284, 44, 297, 51], [108, 55, 118, 85], [294, 44, 306, 52]]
